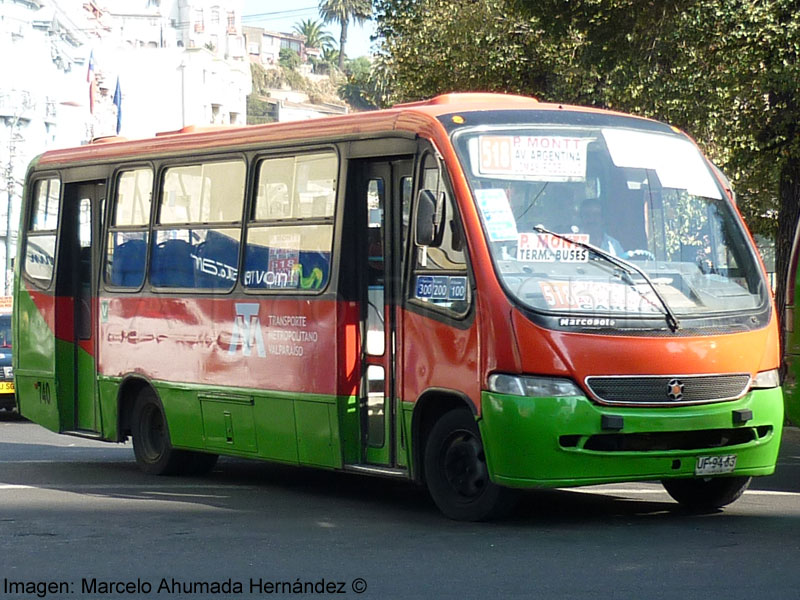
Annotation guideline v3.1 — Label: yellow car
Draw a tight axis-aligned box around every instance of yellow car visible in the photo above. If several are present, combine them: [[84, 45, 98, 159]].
[[0, 313, 14, 412]]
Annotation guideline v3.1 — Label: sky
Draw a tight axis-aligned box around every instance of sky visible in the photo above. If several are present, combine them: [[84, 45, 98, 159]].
[[240, 2, 377, 58]]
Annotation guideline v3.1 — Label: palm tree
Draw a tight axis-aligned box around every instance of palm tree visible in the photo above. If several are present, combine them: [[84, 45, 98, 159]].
[[318, 0, 372, 71], [293, 18, 336, 51]]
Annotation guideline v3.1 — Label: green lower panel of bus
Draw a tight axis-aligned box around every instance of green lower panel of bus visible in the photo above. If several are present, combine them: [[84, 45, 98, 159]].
[[479, 387, 784, 488], [97, 377, 361, 469], [782, 352, 800, 426]]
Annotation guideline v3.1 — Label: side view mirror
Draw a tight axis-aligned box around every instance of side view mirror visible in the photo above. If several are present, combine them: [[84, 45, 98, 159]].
[[415, 189, 446, 247]]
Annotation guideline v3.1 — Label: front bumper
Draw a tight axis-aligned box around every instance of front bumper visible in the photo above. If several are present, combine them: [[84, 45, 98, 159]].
[[479, 387, 783, 488]]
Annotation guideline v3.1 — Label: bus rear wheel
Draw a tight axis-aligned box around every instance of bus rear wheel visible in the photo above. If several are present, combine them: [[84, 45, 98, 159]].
[[131, 389, 188, 475], [662, 476, 751, 510], [424, 409, 514, 521]]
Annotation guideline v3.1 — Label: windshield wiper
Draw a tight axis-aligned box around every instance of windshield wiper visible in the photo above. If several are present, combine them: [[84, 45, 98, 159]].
[[532, 225, 681, 332]]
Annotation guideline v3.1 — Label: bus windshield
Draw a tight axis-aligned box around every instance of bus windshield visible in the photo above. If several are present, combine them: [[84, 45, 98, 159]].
[[455, 124, 767, 323]]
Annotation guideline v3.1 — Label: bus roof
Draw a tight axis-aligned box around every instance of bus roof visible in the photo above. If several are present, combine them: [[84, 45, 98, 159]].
[[34, 93, 653, 168]]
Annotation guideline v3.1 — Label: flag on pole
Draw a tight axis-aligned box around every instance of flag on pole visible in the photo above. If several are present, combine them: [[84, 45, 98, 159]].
[[87, 50, 95, 114], [113, 77, 122, 134]]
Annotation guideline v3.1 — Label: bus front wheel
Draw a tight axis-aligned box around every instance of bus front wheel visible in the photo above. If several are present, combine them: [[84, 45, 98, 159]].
[[131, 389, 188, 475], [423, 409, 514, 521], [662, 476, 751, 510]]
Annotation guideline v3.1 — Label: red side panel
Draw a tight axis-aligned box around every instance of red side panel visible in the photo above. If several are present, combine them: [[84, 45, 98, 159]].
[[98, 296, 351, 396], [400, 308, 481, 411]]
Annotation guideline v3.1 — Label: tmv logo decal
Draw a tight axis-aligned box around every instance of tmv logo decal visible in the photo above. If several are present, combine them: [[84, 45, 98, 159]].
[[228, 303, 266, 357]]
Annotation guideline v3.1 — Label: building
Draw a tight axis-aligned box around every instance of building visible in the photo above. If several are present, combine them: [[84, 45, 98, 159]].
[[95, 0, 250, 135], [243, 25, 307, 67]]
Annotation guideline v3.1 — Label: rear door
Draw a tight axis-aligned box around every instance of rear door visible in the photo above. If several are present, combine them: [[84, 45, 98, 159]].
[[58, 181, 104, 434]]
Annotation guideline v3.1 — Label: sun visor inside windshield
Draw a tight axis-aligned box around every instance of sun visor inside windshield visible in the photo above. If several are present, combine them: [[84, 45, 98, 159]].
[[601, 128, 722, 200]]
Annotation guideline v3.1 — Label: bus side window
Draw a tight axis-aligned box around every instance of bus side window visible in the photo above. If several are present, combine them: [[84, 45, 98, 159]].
[[23, 178, 61, 288], [410, 154, 470, 316], [244, 151, 337, 292], [153, 160, 245, 290], [106, 168, 152, 289]]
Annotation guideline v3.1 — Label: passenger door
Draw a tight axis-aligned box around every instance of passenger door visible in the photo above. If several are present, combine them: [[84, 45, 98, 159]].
[[58, 181, 104, 434], [352, 158, 413, 466]]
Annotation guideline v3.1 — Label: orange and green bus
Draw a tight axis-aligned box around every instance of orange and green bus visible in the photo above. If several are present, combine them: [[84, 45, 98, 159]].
[[13, 93, 783, 520]]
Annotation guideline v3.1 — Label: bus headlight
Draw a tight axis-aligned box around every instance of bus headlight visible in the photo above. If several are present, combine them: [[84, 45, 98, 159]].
[[488, 374, 584, 398], [751, 369, 780, 389]]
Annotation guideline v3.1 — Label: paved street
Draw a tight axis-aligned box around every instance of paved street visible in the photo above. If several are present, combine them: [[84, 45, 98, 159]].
[[1, 412, 799, 599]]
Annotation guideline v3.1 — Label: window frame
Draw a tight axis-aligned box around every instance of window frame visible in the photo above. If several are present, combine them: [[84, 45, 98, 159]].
[[150, 153, 248, 293], [242, 146, 340, 296], [405, 149, 474, 321], [103, 163, 155, 292], [22, 175, 62, 291]]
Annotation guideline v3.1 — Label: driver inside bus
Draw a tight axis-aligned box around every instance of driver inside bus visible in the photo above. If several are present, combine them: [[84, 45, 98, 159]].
[[579, 198, 625, 256]]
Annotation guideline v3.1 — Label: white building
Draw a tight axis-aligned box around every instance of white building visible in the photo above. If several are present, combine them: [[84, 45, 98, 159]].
[[93, 0, 250, 137]]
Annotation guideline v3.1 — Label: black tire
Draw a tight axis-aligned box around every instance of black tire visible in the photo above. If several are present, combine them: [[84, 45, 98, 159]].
[[662, 476, 752, 510], [423, 409, 515, 521], [131, 388, 187, 475]]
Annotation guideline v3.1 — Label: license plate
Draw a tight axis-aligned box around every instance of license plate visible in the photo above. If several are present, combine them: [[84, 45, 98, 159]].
[[695, 454, 737, 476], [0, 381, 14, 393]]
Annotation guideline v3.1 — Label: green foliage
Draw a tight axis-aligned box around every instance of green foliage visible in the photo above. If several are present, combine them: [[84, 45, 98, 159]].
[[373, 0, 558, 104], [346, 56, 372, 78], [279, 48, 302, 71], [319, 0, 373, 69], [311, 46, 342, 75], [338, 60, 375, 109], [293, 18, 336, 50], [246, 96, 275, 125]]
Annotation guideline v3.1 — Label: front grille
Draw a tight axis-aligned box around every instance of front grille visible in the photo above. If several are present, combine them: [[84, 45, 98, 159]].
[[585, 374, 751, 406], [575, 427, 768, 452]]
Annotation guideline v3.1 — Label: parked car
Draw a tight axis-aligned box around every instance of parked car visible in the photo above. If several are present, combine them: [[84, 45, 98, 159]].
[[0, 312, 15, 412]]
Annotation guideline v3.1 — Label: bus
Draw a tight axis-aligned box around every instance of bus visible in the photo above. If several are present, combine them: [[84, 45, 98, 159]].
[[13, 93, 783, 520], [783, 225, 800, 426]]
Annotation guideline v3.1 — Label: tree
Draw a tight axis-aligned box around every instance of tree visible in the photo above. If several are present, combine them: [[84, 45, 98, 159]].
[[278, 47, 301, 71], [293, 18, 336, 50], [338, 57, 379, 109], [319, 0, 373, 70], [373, 0, 556, 105]]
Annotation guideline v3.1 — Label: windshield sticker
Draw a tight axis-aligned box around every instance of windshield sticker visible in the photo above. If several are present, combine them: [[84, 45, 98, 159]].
[[538, 280, 662, 313], [478, 135, 589, 180], [475, 188, 518, 241], [416, 276, 448, 300], [416, 275, 468, 302], [518, 232, 589, 263], [448, 276, 468, 301]]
